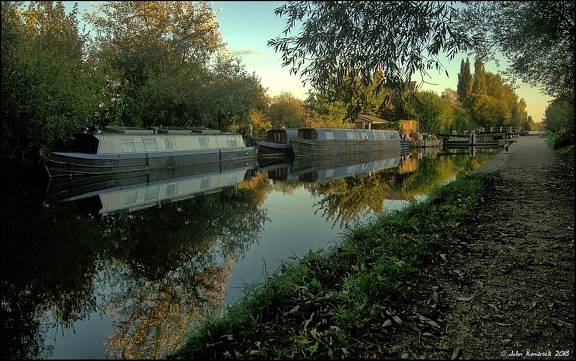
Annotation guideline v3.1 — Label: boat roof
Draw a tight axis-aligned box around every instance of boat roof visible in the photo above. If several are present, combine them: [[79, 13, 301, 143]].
[[102, 126, 225, 135], [268, 128, 299, 137]]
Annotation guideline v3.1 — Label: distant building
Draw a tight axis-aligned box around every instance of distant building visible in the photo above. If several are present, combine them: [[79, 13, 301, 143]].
[[351, 114, 391, 130]]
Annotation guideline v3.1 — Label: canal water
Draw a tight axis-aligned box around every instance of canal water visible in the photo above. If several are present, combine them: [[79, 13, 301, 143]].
[[1, 147, 499, 359]]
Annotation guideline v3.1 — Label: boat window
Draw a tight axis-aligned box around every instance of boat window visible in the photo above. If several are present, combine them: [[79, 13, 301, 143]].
[[143, 138, 158, 151], [346, 132, 355, 140], [227, 137, 238, 147], [273, 133, 282, 142], [124, 190, 137, 204], [164, 138, 177, 150], [199, 137, 211, 149], [144, 186, 160, 200], [201, 176, 211, 189], [121, 139, 136, 152], [166, 183, 178, 196], [227, 173, 238, 184], [325, 131, 334, 140]]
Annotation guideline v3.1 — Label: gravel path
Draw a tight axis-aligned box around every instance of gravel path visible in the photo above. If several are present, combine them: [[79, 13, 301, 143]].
[[382, 135, 575, 360]]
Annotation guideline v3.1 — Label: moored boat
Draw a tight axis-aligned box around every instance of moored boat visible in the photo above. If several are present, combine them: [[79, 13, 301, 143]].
[[256, 128, 298, 157], [43, 125, 258, 178], [290, 128, 403, 157]]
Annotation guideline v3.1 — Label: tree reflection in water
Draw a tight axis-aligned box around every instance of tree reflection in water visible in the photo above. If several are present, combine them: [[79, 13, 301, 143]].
[[1, 148, 498, 359], [301, 150, 496, 229], [1, 182, 267, 359]]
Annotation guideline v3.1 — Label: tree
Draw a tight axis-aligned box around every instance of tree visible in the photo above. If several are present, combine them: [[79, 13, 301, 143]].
[[268, 1, 473, 104], [267, 92, 306, 128], [456, 58, 473, 101], [1, 1, 105, 170], [441, 88, 461, 108], [471, 58, 488, 96], [461, 1, 574, 102], [197, 54, 269, 130], [544, 99, 573, 133], [84, 1, 226, 126], [460, 1, 574, 145], [412, 91, 453, 133], [463, 94, 510, 129]]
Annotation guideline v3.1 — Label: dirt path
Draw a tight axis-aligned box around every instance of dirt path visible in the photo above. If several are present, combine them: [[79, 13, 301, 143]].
[[383, 136, 575, 360]]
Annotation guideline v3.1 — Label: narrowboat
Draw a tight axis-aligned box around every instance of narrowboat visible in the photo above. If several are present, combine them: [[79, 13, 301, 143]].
[[290, 128, 403, 157], [43, 125, 258, 178], [256, 128, 298, 157]]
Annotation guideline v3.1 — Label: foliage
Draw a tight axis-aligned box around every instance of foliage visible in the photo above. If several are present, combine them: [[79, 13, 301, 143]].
[[461, 1, 574, 102], [456, 58, 473, 101], [268, 1, 473, 101], [267, 92, 306, 129], [200, 55, 269, 130], [413, 91, 453, 133], [83, 1, 264, 129], [460, 1, 574, 144], [1, 1, 106, 169], [544, 99, 575, 149]]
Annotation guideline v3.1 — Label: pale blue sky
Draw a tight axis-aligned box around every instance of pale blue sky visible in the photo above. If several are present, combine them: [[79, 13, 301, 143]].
[[66, 1, 551, 121]]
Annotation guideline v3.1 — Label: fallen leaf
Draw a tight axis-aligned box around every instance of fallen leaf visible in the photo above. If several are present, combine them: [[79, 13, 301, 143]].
[[284, 305, 300, 316], [303, 312, 315, 330]]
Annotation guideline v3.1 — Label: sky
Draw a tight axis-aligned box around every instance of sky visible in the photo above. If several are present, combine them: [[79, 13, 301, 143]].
[[66, 1, 552, 122]]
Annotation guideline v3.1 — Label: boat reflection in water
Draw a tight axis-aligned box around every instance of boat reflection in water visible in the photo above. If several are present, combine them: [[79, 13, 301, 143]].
[[44, 158, 259, 215], [261, 150, 406, 183]]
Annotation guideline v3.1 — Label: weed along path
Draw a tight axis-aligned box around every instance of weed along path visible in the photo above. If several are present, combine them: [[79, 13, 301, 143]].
[[169, 136, 574, 360]]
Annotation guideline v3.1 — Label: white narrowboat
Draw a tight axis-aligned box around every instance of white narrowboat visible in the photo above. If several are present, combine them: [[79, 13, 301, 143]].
[[44, 126, 258, 178], [290, 128, 403, 157]]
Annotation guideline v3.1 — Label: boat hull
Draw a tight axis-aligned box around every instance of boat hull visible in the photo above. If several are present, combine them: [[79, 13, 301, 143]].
[[257, 141, 293, 157], [45, 148, 257, 178], [291, 137, 401, 157]]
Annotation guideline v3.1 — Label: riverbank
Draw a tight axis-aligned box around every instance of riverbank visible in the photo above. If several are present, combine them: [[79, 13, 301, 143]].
[[169, 135, 574, 360]]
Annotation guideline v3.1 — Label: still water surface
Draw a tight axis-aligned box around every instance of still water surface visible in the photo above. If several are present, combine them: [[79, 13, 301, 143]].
[[1, 147, 499, 359]]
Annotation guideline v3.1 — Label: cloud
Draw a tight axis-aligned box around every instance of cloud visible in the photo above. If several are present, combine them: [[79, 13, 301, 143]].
[[230, 49, 267, 56]]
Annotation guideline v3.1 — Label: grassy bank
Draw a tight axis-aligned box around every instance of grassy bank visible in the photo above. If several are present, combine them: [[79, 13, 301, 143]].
[[168, 170, 493, 360]]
